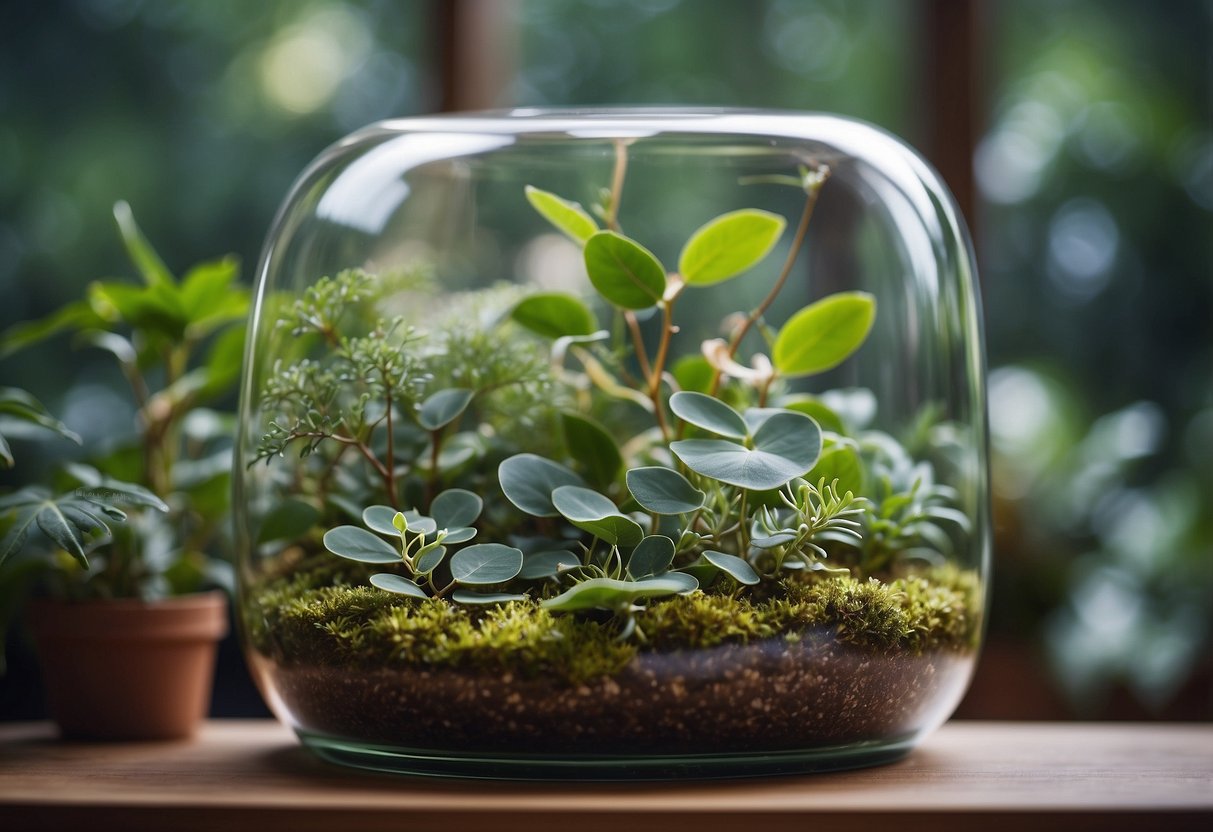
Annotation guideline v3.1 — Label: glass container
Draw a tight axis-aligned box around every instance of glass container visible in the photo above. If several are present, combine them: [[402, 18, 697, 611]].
[[235, 109, 990, 779]]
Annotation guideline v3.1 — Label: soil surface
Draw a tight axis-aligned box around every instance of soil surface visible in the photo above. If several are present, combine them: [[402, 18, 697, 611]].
[[254, 632, 973, 755]]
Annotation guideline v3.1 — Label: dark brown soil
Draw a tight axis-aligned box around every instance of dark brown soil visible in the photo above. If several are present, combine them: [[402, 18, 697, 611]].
[[253, 631, 973, 755]]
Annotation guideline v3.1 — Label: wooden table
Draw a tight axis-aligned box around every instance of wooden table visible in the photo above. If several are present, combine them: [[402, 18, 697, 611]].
[[1, 720, 1210, 831]]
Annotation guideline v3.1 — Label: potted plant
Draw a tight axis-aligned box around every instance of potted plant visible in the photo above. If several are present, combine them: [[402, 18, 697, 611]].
[[237, 110, 990, 777], [0, 202, 247, 739]]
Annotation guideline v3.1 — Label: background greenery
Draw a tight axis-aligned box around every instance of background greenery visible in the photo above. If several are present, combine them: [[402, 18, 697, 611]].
[[1, 0, 1208, 720]]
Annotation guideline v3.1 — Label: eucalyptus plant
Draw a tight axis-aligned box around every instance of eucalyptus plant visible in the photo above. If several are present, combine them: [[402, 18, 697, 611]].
[[255, 145, 968, 641]]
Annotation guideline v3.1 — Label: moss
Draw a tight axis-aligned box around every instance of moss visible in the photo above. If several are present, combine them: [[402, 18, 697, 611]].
[[248, 567, 980, 685]]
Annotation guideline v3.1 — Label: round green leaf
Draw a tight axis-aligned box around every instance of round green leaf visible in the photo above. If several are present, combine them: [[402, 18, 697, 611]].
[[499, 453, 586, 517], [415, 545, 448, 574], [362, 505, 403, 536], [807, 445, 865, 495], [540, 575, 694, 613], [583, 231, 667, 309], [561, 411, 622, 489], [451, 589, 529, 605], [671, 411, 820, 491], [679, 209, 787, 285], [525, 186, 598, 244], [671, 354, 714, 394], [418, 388, 474, 431], [628, 535, 675, 578], [625, 467, 705, 514], [703, 550, 761, 585], [551, 485, 643, 547], [450, 543, 524, 585], [369, 573, 428, 598], [323, 526, 400, 563], [669, 391, 749, 440], [520, 549, 581, 580], [773, 292, 876, 377], [430, 488, 483, 529], [781, 396, 845, 434], [512, 292, 597, 339]]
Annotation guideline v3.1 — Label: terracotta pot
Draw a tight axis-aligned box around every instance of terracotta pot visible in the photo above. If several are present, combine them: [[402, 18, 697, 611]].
[[28, 590, 228, 740]]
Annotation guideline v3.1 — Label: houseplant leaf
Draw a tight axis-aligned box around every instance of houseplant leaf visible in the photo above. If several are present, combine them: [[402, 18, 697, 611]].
[[583, 231, 666, 309], [525, 186, 598, 244], [679, 209, 786, 285], [773, 292, 876, 377]]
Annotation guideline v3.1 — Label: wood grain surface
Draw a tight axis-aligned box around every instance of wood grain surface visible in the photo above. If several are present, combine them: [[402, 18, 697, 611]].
[[1, 720, 1210, 831]]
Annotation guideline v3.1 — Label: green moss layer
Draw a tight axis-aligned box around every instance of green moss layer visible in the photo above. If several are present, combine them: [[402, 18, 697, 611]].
[[248, 567, 980, 685]]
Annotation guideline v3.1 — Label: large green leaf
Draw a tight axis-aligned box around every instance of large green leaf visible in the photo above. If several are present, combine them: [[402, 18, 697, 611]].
[[512, 292, 597, 340], [583, 231, 667, 309], [625, 467, 705, 515], [369, 573, 428, 598], [561, 411, 622, 489], [540, 574, 697, 613], [180, 257, 247, 338], [322, 526, 400, 563], [678, 209, 786, 285], [525, 186, 598, 244], [773, 292, 876, 377], [63, 464, 170, 512], [0, 302, 104, 359], [671, 354, 714, 394], [627, 535, 675, 578], [781, 396, 845, 434], [807, 445, 865, 495], [668, 391, 748, 440], [449, 543, 524, 585], [257, 498, 320, 543], [551, 485, 643, 547], [670, 410, 821, 490], [418, 388, 474, 431], [498, 453, 585, 517], [430, 488, 483, 529]]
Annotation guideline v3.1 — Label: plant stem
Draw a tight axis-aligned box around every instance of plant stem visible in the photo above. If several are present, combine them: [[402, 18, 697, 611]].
[[605, 139, 628, 232], [383, 380, 399, 508], [708, 170, 830, 396], [624, 311, 652, 380]]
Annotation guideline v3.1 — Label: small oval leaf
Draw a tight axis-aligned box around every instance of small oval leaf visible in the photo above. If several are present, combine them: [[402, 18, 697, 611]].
[[669, 391, 749, 440], [499, 453, 586, 517], [551, 485, 643, 547], [430, 488, 483, 529], [773, 292, 876, 377], [449, 543, 524, 585], [438, 526, 477, 544], [369, 573, 428, 598], [679, 209, 786, 285], [625, 467, 705, 515], [415, 545, 448, 574], [363, 505, 402, 536], [583, 231, 667, 310], [512, 292, 597, 339], [703, 550, 761, 585], [418, 388, 474, 431], [323, 526, 400, 563], [628, 535, 675, 578], [520, 549, 581, 580], [540, 575, 694, 612], [525, 186, 598, 243]]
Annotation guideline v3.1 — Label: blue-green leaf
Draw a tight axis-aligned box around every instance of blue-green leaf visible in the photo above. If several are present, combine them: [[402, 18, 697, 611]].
[[671, 411, 820, 491], [669, 391, 748, 440], [323, 526, 400, 563], [625, 467, 705, 515], [418, 388, 474, 431], [362, 505, 403, 537], [416, 545, 448, 574], [583, 231, 667, 310], [703, 550, 761, 585], [498, 453, 585, 517], [628, 535, 675, 578], [773, 292, 876, 377], [430, 488, 483, 529], [679, 209, 786, 286], [519, 549, 581, 580], [449, 543, 524, 585], [257, 498, 320, 544], [551, 485, 643, 547], [451, 589, 529, 605], [369, 573, 428, 598]]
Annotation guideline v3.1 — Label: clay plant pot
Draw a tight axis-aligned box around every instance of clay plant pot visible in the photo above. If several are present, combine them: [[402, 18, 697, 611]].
[[27, 590, 228, 740]]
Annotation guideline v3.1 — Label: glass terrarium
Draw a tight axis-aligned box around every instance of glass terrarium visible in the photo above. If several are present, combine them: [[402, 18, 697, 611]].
[[235, 109, 989, 779]]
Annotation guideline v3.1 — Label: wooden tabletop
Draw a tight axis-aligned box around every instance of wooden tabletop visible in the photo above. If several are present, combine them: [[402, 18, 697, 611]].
[[1, 720, 1210, 831]]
